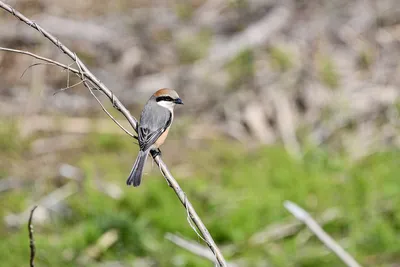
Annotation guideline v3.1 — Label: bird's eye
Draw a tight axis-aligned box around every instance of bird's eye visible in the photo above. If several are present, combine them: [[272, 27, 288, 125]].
[[156, 96, 174, 102]]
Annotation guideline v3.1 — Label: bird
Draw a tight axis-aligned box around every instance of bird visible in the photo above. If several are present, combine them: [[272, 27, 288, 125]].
[[126, 88, 183, 187]]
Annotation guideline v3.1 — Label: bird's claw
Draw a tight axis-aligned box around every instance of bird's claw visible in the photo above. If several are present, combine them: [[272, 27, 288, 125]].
[[151, 148, 162, 158]]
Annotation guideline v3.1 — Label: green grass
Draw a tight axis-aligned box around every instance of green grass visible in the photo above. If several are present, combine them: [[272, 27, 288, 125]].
[[1, 132, 400, 266]]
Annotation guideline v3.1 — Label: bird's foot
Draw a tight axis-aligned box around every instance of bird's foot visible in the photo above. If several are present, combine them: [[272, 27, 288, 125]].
[[150, 148, 162, 158]]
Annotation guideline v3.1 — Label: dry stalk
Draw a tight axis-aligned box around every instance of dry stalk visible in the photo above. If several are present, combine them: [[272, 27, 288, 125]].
[[28, 206, 38, 267]]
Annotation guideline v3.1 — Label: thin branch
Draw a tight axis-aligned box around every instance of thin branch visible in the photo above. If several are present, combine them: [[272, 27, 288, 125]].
[[87, 86, 135, 138], [21, 62, 56, 79], [284, 201, 362, 267], [0, 2, 227, 266], [28, 206, 38, 267], [0, 47, 80, 75], [53, 79, 85, 95], [166, 233, 220, 261]]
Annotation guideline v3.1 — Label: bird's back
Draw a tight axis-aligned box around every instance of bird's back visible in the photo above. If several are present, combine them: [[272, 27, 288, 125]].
[[140, 98, 171, 131]]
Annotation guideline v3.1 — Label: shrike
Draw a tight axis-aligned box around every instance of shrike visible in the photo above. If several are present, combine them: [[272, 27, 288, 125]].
[[126, 88, 183, 187]]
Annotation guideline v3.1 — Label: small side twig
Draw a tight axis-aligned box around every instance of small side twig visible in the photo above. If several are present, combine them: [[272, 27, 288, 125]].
[[284, 201, 362, 267], [0, 47, 81, 75], [21, 62, 56, 79], [166, 233, 215, 262], [165, 233, 238, 267], [28, 206, 38, 267], [53, 80, 85, 95], [86, 82, 135, 138]]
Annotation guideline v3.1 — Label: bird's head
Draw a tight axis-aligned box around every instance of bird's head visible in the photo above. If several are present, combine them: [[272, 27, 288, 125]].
[[153, 88, 183, 110]]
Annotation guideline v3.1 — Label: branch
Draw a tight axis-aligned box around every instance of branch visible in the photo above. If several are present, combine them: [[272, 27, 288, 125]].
[[284, 201, 362, 267], [0, 2, 227, 266], [0, 47, 81, 74], [28, 206, 38, 267]]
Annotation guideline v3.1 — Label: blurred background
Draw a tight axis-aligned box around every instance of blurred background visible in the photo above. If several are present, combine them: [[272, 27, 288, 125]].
[[1, 0, 400, 266]]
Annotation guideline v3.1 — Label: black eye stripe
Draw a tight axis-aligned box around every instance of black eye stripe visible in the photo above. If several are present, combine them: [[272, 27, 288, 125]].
[[156, 96, 174, 102]]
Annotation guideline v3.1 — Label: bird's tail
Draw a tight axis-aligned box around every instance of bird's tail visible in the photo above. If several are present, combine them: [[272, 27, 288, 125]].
[[126, 150, 149, 187]]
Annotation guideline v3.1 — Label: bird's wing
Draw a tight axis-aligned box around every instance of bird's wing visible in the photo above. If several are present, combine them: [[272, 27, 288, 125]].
[[138, 112, 172, 151]]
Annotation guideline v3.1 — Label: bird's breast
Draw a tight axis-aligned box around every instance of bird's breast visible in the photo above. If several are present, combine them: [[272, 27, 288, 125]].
[[154, 127, 170, 148]]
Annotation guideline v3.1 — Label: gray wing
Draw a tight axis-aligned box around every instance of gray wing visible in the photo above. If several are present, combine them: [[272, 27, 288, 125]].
[[138, 100, 172, 151]]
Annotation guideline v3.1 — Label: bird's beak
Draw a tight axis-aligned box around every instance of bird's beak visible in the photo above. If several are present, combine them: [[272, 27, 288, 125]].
[[174, 98, 184, 105]]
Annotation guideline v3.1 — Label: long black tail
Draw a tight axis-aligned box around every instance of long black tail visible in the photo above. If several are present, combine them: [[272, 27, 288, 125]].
[[126, 150, 149, 187]]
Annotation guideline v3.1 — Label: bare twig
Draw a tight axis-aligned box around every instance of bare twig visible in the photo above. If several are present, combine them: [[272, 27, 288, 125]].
[[0, 47, 80, 74], [284, 201, 362, 267], [166, 233, 216, 262], [21, 62, 56, 79], [87, 83, 135, 138], [28, 206, 38, 267], [53, 80, 85, 95], [0, 2, 227, 266]]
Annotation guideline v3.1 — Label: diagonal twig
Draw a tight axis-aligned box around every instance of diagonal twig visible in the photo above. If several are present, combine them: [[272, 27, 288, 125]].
[[0, 2, 227, 266], [54, 80, 85, 94], [166, 233, 216, 262], [284, 201, 362, 267], [28, 206, 38, 267], [87, 84, 135, 138], [21, 62, 56, 79], [0, 47, 81, 74]]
